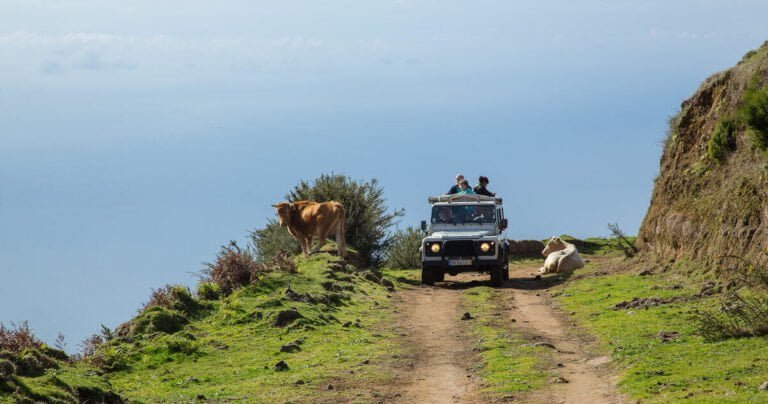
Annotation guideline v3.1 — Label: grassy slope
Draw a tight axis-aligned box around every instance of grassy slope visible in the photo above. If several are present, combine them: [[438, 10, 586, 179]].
[[552, 259, 768, 403], [105, 254, 401, 402]]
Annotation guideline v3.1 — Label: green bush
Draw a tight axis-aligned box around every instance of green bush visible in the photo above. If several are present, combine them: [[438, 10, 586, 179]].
[[707, 117, 738, 163], [196, 282, 221, 301], [250, 219, 301, 262], [741, 85, 768, 150], [130, 307, 188, 336], [695, 253, 768, 341], [145, 285, 201, 315], [89, 345, 129, 372], [385, 227, 423, 269], [285, 174, 404, 266]]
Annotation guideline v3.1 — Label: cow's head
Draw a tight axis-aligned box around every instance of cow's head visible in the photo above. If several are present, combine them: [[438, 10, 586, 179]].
[[542, 236, 566, 256], [271, 202, 295, 227]]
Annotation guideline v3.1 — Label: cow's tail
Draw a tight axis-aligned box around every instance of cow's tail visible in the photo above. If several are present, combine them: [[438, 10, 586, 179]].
[[336, 204, 346, 257]]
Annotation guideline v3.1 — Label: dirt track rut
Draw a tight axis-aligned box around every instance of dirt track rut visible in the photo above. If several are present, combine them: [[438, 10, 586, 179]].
[[391, 264, 622, 403]]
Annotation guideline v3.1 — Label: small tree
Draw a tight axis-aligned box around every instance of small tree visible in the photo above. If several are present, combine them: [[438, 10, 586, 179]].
[[386, 227, 423, 269], [286, 174, 404, 266]]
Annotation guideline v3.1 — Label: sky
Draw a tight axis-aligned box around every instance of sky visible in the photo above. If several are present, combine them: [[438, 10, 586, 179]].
[[2, 0, 768, 351]]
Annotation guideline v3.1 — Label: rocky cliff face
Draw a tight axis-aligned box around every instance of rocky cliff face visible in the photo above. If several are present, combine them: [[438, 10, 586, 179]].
[[638, 41, 768, 270]]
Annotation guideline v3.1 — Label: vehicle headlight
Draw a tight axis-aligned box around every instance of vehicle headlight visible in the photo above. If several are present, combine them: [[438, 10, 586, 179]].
[[430, 243, 441, 253], [480, 242, 491, 253]]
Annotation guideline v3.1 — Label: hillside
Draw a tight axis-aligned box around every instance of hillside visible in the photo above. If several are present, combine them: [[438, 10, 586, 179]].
[[638, 41, 768, 270]]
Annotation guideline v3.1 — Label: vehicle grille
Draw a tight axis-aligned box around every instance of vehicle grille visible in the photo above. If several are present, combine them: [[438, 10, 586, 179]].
[[443, 240, 475, 257]]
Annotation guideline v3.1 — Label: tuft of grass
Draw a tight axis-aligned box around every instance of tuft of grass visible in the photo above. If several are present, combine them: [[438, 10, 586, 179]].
[[707, 116, 738, 163]]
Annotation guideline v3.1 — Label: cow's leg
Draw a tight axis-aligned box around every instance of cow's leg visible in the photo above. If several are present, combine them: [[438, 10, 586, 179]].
[[310, 225, 331, 255], [300, 237, 310, 256]]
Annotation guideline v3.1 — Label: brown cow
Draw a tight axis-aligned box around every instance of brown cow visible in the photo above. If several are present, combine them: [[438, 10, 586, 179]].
[[272, 200, 346, 257]]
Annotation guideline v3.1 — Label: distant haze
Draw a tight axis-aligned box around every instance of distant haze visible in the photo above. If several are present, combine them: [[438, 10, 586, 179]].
[[2, 0, 768, 351]]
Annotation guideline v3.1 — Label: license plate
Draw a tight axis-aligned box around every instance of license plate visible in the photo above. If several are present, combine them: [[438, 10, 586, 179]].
[[448, 259, 472, 266]]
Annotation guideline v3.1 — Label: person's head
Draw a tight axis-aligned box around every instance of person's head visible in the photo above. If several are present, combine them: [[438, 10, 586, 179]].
[[479, 176, 489, 186], [455, 174, 464, 184], [459, 179, 470, 190]]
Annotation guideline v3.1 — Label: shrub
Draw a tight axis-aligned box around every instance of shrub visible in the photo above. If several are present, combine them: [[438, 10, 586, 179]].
[[88, 346, 129, 372], [130, 307, 188, 336], [250, 219, 301, 262], [144, 285, 200, 315], [695, 253, 768, 341], [740, 85, 768, 150], [266, 251, 298, 274], [386, 227, 423, 269], [285, 174, 404, 265], [196, 282, 221, 300], [0, 322, 41, 354], [202, 241, 265, 295], [707, 117, 738, 163]]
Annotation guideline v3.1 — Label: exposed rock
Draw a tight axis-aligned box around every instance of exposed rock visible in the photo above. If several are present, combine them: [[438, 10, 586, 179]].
[[613, 296, 685, 310], [508, 240, 546, 258], [523, 342, 556, 349], [638, 269, 654, 276], [285, 287, 315, 304], [658, 331, 681, 343], [550, 376, 569, 384], [274, 360, 289, 372], [760, 381, 768, 391], [637, 41, 768, 271], [273, 309, 302, 327], [461, 312, 473, 321], [279, 343, 302, 353], [381, 279, 395, 291]]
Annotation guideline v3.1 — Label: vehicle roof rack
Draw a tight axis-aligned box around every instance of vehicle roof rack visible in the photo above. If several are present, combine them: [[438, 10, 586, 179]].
[[428, 194, 502, 205]]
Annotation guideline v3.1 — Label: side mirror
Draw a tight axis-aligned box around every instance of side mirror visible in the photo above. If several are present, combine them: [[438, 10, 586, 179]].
[[500, 219, 508, 231], [421, 220, 427, 231]]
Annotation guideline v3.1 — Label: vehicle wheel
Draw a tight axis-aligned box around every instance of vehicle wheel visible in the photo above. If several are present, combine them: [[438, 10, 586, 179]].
[[490, 265, 503, 287], [421, 266, 435, 286], [434, 271, 445, 282], [502, 252, 510, 281]]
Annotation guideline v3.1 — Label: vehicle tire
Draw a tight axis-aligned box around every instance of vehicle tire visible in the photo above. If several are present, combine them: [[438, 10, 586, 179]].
[[502, 251, 510, 281], [434, 271, 445, 282], [490, 265, 503, 287], [421, 266, 435, 286]]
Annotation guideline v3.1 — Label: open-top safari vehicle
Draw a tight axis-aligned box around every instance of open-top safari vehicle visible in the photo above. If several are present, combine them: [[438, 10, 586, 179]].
[[420, 194, 509, 286]]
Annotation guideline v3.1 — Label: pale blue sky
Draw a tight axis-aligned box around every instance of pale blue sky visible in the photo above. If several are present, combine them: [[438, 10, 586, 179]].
[[2, 0, 767, 350]]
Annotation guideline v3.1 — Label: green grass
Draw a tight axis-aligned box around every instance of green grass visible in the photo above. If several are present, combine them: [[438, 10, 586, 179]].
[[553, 263, 768, 402], [104, 254, 402, 402], [461, 287, 552, 397], [708, 117, 738, 163]]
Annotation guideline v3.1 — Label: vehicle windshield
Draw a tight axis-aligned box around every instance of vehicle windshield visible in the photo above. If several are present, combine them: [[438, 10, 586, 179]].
[[431, 205, 496, 225]]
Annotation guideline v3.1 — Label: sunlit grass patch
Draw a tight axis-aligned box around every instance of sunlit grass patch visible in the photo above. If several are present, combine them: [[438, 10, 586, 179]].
[[554, 267, 768, 402], [461, 287, 551, 397]]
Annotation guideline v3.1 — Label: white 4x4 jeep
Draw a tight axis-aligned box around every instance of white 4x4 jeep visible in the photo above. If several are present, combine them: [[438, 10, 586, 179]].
[[420, 194, 509, 286]]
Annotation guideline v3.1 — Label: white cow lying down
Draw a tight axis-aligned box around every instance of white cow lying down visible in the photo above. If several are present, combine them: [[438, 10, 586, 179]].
[[540, 236, 585, 274]]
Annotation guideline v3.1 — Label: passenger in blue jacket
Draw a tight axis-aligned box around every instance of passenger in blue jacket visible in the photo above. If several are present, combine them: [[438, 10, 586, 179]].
[[447, 174, 465, 194]]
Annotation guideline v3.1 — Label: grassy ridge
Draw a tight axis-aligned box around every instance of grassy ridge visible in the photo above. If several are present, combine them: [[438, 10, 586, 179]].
[[105, 254, 401, 402], [553, 262, 768, 402]]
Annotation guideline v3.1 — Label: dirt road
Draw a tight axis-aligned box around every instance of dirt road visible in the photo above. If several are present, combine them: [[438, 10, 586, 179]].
[[390, 263, 622, 403]]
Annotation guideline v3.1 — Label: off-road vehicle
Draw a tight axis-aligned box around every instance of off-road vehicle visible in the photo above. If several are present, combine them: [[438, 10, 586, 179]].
[[419, 194, 509, 286]]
